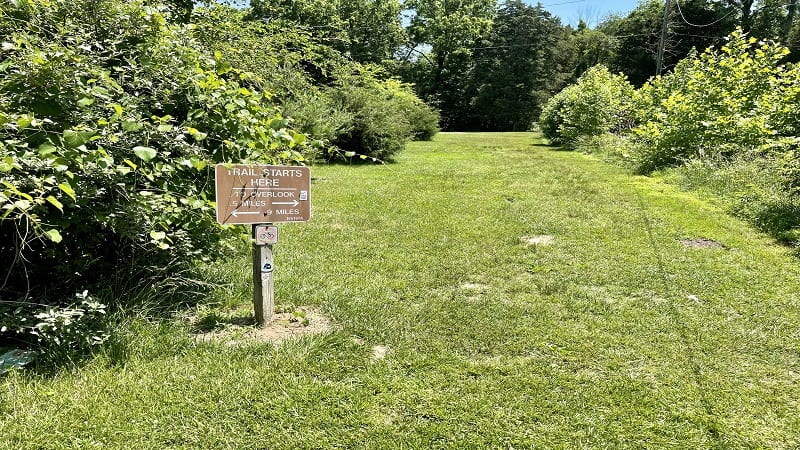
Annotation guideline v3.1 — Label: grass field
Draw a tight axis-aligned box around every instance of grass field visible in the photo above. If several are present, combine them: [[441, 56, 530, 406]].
[[2, 132, 800, 448]]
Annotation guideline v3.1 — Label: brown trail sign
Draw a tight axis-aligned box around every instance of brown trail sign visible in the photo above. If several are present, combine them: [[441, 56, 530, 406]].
[[215, 164, 311, 225], [214, 164, 311, 325]]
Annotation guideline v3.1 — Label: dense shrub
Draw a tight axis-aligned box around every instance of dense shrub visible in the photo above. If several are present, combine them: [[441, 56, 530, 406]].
[[2, 291, 110, 364], [564, 29, 800, 243], [0, 0, 308, 349], [326, 76, 439, 161], [630, 29, 795, 172], [539, 65, 634, 147], [192, 4, 438, 161], [192, 4, 349, 150], [382, 78, 440, 141]]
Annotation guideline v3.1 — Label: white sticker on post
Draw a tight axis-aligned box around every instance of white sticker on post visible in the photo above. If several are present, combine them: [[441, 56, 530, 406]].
[[255, 225, 278, 245]]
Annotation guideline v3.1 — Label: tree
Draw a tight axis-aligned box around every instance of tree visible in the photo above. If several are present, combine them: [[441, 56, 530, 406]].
[[248, 0, 405, 65], [569, 20, 619, 79], [401, 0, 495, 129], [469, 1, 570, 130], [600, 0, 737, 85]]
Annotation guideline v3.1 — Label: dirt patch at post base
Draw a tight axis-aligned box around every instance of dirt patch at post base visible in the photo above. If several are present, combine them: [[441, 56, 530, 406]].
[[193, 308, 333, 346]]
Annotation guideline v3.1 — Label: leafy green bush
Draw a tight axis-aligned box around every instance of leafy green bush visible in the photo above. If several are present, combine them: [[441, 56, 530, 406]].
[[326, 76, 437, 161], [0, 0, 307, 310], [631, 29, 795, 172], [398, 86, 441, 141], [602, 29, 800, 242], [1, 291, 109, 365], [191, 4, 350, 151], [539, 65, 634, 147], [192, 4, 437, 160]]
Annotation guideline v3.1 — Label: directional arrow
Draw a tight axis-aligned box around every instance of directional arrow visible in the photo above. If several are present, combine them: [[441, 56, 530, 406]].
[[231, 210, 262, 217], [272, 200, 300, 207]]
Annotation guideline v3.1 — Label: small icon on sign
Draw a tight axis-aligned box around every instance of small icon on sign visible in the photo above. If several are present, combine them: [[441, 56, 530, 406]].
[[262, 262, 273, 273], [255, 225, 279, 245], [299, 190, 308, 201]]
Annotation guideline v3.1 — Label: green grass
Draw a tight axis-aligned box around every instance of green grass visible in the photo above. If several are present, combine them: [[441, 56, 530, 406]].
[[3, 132, 800, 448]]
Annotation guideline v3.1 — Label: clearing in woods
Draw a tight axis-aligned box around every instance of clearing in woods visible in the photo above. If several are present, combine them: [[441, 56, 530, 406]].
[[2, 132, 799, 448]]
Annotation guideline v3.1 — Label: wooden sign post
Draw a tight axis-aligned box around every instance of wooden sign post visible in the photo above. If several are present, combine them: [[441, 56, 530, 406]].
[[215, 165, 311, 325]]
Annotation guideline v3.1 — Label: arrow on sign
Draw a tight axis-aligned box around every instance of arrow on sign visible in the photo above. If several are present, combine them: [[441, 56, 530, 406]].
[[272, 200, 300, 207], [231, 210, 262, 217]]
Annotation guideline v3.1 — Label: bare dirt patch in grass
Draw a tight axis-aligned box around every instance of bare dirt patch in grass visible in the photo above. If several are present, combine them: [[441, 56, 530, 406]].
[[678, 237, 726, 249], [193, 307, 333, 346], [370, 345, 389, 361], [520, 235, 555, 246]]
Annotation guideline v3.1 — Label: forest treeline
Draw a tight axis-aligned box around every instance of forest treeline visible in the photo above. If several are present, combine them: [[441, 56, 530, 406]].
[[155, 0, 800, 133]]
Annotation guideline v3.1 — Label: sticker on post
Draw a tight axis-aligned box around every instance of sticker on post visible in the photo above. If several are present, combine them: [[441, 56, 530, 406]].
[[255, 225, 278, 245], [262, 262, 273, 273]]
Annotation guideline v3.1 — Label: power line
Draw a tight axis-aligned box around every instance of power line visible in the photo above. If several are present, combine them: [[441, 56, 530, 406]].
[[542, 0, 586, 6], [673, 0, 737, 28]]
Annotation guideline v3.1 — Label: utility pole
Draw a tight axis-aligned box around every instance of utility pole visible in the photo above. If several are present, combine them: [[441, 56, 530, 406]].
[[656, 0, 673, 76]]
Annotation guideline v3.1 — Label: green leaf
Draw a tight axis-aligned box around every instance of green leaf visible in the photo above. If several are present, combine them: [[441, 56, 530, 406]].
[[16, 116, 32, 129], [37, 143, 57, 156], [149, 230, 166, 241], [292, 132, 307, 146], [187, 127, 208, 141], [133, 146, 157, 162], [269, 118, 287, 130], [58, 183, 76, 201], [0, 156, 13, 172], [122, 121, 142, 132], [77, 97, 95, 107], [45, 196, 63, 212], [189, 157, 207, 171], [44, 229, 62, 243], [63, 129, 95, 148]]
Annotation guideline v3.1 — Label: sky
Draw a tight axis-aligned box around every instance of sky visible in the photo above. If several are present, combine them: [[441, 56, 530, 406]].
[[533, 0, 642, 27]]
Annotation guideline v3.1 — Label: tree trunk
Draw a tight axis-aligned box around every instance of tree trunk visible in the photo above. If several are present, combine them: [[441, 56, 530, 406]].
[[784, 1, 797, 44], [740, 0, 755, 33]]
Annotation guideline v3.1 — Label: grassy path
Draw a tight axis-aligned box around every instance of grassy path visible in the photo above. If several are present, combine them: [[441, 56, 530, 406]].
[[3, 132, 800, 448]]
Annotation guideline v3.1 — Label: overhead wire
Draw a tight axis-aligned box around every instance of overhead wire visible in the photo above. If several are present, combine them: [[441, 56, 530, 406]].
[[542, 0, 586, 6], [673, 0, 738, 28]]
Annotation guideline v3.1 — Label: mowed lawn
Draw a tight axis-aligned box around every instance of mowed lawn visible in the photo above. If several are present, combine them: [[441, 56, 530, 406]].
[[3, 132, 800, 448]]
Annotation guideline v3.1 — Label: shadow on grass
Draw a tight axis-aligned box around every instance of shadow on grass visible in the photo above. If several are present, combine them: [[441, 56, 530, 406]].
[[191, 310, 255, 333], [530, 137, 567, 151]]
